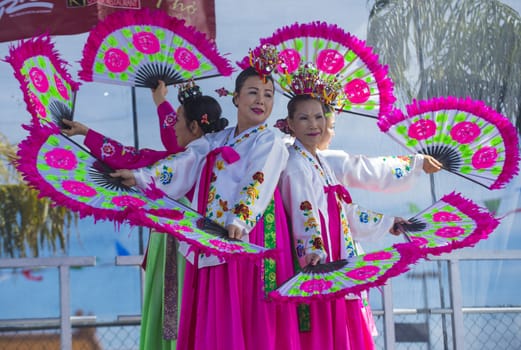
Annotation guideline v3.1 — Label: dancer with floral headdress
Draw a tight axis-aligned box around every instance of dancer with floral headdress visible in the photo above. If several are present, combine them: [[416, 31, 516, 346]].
[[113, 65, 301, 350], [277, 64, 417, 350], [62, 80, 228, 350]]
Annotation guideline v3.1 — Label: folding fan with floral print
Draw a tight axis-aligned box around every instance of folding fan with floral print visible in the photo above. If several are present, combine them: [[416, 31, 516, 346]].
[[270, 192, 499, 302], [397, 191, 500, 256], [16, 123, 273, 260], [269, 243, 419, 302], [125, 211, 277, 261], [238, 21, 395, 119], [16, 123, 183, 222], [4, 34, 80, 128], [79, 8, 233, 88], [377, 96, 520, 189]]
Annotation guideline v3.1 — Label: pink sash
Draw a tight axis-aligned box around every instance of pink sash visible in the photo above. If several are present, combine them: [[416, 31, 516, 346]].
[[197, 146, 240, 214], [323, 185, 352, 260]]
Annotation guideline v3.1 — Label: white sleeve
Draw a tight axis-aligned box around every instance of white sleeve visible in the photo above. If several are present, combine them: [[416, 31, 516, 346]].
[[225, 134, 289, 233], [132, 137, 209, 199], [344, 203, 394, 242], [321, 149, 425, 192], [279, 168, 328, 263]]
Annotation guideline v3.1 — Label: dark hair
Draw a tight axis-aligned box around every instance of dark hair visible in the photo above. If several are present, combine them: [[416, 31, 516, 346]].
[[182, 95, 228, 133], [287, 94, 328, 119], [233, 67, 275, 94]]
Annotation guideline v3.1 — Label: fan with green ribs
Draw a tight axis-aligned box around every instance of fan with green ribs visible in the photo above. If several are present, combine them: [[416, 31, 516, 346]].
[[238, 21, 395, 119], [378, 96, 519, 189], [79, 8, 233, 88]]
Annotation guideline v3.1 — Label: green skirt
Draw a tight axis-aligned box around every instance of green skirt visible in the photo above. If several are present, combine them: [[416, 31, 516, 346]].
[[139, 230, 186, 350]]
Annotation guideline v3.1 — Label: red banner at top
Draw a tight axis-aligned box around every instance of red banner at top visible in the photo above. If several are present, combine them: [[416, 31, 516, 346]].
[[0, 0, 215, 43]]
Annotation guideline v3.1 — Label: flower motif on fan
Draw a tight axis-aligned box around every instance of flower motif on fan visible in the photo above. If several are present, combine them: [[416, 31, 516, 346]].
[[300, 278, 334, 294], [345, 265, 381, 281], [54, 74, 70, 100], [344, 78, 371, 104], [278, 48, 300, 73], [316, 49, 345, 74], [410, 236, 429, 247], [434, 226, 465, 238], [174, 47, 200, 71], [104, 48, 131, 73], [132, 32, 160, 54], [62, 180, 97, 197], [408, 119, 437, 140], [29, 92, 47, 118], [363, 250, 394, 261], [29, 67, 50, 93], [208, 239, 245, 253], [432, 211, 462, 222], [472, 147, 498, 169], [450, 121, 481, 144], [111, 195, 147, 208], [167, 223, 194, 233], [44, 148, 78, 170]]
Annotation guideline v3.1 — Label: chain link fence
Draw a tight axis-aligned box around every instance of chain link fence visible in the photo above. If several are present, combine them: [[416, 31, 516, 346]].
[[0, 321, 140, 350], [372, 309, 521, 350], [1, 309, 520, 349]]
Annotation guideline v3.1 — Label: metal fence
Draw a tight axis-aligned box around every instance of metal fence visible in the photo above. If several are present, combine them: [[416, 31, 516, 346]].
[[1, 250, 520, 350]]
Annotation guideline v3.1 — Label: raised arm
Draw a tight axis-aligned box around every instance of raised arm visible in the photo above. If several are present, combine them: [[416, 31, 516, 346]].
[[153, 80, 183, 154], [321, 149, 439, 192]]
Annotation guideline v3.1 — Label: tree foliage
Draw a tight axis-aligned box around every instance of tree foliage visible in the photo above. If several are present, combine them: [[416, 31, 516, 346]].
[[0, 132, 75, 258], [367, 0, 521, 134]]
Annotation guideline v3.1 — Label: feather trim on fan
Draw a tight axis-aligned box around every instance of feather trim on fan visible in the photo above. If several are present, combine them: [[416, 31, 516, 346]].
[[378, 96, 520, 189], [268, 243, 420, 303], [402, 191, 500, 256], [239, 21, 395, 119], [125, 210, 278, 261], [16, 123, 184, 223], [79, 8, 233, 88], [4, 34, 79, 127]]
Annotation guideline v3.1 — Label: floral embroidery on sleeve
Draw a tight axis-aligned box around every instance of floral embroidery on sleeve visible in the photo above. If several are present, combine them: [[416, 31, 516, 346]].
[[312, 237, 324, 250], [155, 165, 174, 185], [229, 171, 265, 226], [339, 208, 356, 258], [300, 201, 318, 231], [296, 239, 306, 258], [216, 199, 228, 218], [298, 200, 326, 258], [357, 209, 383, 224], [163, 112, 177, 128], [232, 203, 252, 221], [101, 140, 116, 159], [382, 155, 414, 179]]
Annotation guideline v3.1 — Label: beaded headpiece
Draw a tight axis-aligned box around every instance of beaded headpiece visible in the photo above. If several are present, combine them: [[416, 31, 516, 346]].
[[282, 63, 344, 107], [177, 80, 203, 104], [248, 43, 285, 81]]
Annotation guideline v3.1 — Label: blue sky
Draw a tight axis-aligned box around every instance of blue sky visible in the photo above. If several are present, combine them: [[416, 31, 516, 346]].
[[1, 0, 520, 321]]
